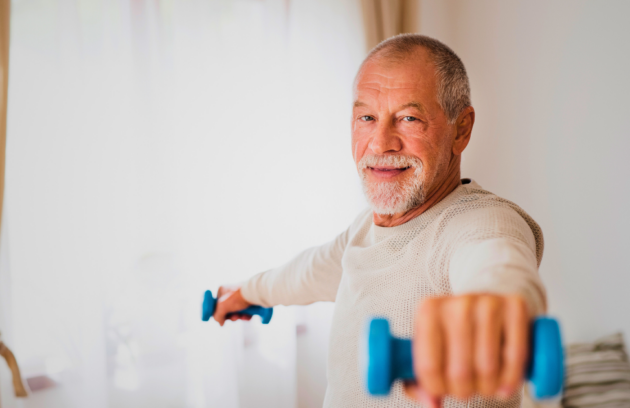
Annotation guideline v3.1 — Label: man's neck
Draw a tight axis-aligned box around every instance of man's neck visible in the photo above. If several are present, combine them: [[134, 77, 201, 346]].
[[373, 157, 462, 228]]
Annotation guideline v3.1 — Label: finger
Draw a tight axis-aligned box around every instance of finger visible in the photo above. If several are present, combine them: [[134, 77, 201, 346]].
[[474, 295, 502, 396], [498, 295, 529, 398], [214, 295, 231, 326], [415, 298, 446, 398], [403, 381, 419, 401], [217, 286, 225, 298], [214, 304, 225, 326], [443, 296, 474, 400], [228, 313, 250, 321], [403, 382, 442, 408]]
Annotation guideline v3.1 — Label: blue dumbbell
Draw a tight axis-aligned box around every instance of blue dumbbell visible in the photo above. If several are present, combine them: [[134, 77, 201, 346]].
[[365, 316, 564, 400], [201, 289, 274, 324]]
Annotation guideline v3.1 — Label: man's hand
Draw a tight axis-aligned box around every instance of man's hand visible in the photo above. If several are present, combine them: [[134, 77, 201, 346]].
[[404, 294, 530, 407], [213, 286, 254, 326]]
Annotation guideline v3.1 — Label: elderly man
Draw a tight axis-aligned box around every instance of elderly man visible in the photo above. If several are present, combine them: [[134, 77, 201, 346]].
[[214, 34, 546, 408]]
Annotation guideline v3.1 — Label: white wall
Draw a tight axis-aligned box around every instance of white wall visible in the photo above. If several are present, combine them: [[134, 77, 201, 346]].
[[420, 0, 630, 343]]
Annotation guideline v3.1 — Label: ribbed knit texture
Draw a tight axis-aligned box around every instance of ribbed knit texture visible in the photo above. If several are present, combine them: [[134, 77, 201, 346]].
[[242, 180, 546, 408]]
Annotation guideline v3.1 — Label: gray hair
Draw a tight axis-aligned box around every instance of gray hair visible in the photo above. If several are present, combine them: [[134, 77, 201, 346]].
[[363, 34, 471, 124]]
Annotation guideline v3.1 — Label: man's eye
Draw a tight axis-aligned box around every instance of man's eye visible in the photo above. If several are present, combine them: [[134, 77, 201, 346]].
[[360, 116, 374, 122], [402, 116, 417, 122]]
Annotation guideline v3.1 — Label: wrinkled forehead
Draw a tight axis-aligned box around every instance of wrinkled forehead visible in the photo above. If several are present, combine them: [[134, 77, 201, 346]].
[[353, 50, 438, 101]]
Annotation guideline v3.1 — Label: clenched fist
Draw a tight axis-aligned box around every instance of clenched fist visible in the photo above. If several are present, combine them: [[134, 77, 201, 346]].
[[213, 285, 253, 326], [404, 294, 530, 407]]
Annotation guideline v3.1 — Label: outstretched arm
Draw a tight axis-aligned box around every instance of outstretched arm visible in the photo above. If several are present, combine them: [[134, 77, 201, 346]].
[[405, 207, 546, 406], [213, 227, 350, 325]]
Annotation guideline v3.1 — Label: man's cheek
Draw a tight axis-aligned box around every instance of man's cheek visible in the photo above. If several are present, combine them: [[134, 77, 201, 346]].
[[351, 143, 365, 166]]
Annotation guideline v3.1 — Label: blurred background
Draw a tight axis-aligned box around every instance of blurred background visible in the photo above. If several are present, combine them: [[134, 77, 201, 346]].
[[0, 0, 628, 407]]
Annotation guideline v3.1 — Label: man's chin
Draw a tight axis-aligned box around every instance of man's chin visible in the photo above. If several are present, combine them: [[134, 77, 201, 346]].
[[363, 183, 426, 216], [365, 195, 413, 216]]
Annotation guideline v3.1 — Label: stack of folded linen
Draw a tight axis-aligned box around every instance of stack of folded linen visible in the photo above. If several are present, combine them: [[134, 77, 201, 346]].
[[563, 333, 630, 408]]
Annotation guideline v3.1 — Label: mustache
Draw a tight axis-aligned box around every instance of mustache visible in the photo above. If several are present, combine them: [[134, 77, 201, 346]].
[[358, 154, 423, 171]]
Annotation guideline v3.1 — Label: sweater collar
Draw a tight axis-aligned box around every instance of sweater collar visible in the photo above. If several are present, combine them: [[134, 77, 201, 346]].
[[370, 179, 479, 239]]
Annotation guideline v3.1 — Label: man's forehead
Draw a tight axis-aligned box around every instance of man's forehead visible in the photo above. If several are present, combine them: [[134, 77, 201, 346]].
[[353, 73, 435, 110], [353, 54, 437, 100], [357, 64, 427, 83]]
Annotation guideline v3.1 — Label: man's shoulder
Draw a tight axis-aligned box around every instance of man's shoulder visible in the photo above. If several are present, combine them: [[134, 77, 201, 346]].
[[448, 179, 536, 221], [438, 179, 544, 263]]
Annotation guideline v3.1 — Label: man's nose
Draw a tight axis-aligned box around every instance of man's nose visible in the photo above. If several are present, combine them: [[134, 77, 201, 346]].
[[368, 120, 402, 155]]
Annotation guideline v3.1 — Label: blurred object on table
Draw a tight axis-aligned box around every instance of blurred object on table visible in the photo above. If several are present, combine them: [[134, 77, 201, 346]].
[[563, 332, 630, 407]]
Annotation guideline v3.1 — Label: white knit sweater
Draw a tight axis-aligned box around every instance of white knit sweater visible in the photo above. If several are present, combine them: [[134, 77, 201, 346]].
[[241, 180, 546, 408]]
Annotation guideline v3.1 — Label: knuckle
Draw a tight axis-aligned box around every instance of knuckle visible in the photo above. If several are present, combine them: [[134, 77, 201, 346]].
[[506, 294, 528, 313], [477, 295, 501, 312], [504, 346, 527, 365], [441, 297, 474, 330], [476, 360, 499, 379], [418, 359, 442, 379], [451, 295, 474, 316], [447, 365, 473, 384], [455, 294, 474, 308], [419, 297, 441, 315]]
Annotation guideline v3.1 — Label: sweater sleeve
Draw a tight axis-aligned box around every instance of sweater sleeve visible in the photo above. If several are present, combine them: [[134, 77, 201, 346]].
[[447, 207, 547, 316], [240, 227, 350, 308]]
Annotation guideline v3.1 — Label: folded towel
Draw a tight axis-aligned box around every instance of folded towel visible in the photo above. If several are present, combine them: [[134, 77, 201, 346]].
[[562, 333, 630, 408]]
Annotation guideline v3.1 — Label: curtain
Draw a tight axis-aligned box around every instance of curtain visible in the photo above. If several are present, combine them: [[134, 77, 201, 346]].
[[0, 0, 25, 405], [0, 0, 366, 407], [360, 0, 420, 51]]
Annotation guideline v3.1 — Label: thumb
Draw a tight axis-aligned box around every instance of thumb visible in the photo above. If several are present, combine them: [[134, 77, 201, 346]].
[[214, 288, 250, 326]]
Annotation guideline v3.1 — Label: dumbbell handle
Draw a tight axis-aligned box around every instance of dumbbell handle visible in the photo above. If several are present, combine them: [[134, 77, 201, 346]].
[[201, 290, 273, 324], [366, 317, 564, 400]]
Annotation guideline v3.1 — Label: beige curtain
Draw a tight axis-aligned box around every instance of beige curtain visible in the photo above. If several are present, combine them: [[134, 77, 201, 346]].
[[0, 0, 25, 402], [360, 0, 420, 52]]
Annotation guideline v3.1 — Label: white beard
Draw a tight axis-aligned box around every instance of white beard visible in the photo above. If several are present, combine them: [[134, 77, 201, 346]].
[[358, 154, 427, 216]]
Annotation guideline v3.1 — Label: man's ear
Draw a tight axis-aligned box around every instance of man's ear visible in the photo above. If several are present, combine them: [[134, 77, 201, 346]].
[[452, 106, 475, 156]]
